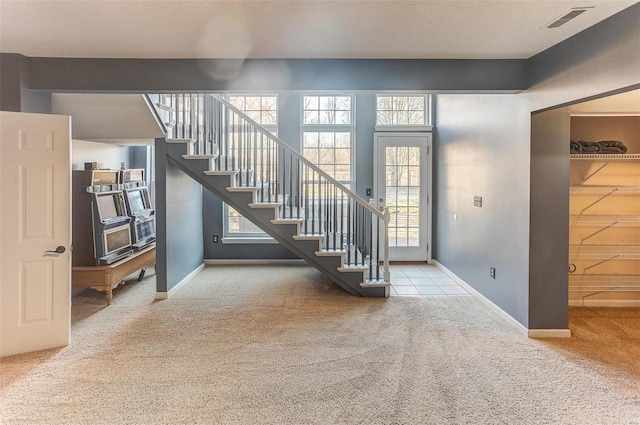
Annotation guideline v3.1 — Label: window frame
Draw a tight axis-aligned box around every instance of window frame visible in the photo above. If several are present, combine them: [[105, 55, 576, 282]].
[[374, 94, 433, 132], [300, 93, 356, 188]]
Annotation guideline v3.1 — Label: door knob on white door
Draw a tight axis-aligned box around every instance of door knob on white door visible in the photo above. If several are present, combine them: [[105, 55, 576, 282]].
[[44, 246, 66, 255]]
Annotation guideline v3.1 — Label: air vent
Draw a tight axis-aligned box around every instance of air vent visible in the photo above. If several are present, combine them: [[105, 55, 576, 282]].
[[545, 7, 593, 29]]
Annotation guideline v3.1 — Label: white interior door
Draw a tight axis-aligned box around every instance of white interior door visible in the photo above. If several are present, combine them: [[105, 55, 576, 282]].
[[1, 111, 72, 357], [374, 132, 432, 262]]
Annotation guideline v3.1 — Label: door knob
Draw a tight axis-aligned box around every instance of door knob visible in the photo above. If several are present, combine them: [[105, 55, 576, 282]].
[[44, 246, 66, 254]]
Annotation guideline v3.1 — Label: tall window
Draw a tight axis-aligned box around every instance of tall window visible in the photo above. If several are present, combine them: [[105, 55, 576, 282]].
[[224, 95, 277, 240], [301, 95, 354, 187], [376, 95, 432, 127]]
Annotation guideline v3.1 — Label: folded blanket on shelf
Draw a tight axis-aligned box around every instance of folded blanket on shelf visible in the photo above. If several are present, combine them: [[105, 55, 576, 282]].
[[570, 140, 582, 154], [579, 141, 602, 153], [598, 140, 628, 154]]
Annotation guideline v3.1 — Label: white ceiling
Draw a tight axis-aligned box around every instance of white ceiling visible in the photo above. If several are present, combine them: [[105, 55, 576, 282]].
[[1, 1, 637, 60], [52, 94, 164, 144], [569, 89, 640, 115]]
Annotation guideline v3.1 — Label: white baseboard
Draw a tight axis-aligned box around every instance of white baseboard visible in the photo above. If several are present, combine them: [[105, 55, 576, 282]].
[[155, 263, 205, 300], [204, 259, 305, 266], [433, 260, 571, 338], [569, 299, 640, 307]]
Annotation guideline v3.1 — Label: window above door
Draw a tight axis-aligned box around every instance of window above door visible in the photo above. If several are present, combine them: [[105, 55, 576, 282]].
[[375, 94, 433, 131]]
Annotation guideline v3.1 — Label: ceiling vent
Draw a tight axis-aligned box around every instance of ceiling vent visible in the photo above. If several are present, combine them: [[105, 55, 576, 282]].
[[545, 7, 593, 29]]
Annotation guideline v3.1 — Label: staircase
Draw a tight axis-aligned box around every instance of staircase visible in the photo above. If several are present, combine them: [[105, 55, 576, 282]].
[[150, 94, 390, 297]]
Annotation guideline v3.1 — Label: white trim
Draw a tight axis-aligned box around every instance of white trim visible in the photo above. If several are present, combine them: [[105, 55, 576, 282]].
[[433, 260, 571, 338], [569, 299, 640, 307], [374, 132, 432, 262], [204, 259, 305, 265], [155, 263, 204, 300], [375, 125, 434, 132], [222, 237, 278, 244]]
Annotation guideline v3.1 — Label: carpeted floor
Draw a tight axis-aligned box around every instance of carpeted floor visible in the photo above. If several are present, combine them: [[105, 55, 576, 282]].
[[1, 264, 639, 425]]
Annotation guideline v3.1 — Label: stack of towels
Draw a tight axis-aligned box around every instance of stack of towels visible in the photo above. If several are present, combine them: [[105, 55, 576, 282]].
[[570, 140, 628, 154]]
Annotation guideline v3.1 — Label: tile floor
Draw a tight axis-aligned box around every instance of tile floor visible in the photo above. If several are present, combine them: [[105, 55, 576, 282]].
[[388, 262, 471, 297]]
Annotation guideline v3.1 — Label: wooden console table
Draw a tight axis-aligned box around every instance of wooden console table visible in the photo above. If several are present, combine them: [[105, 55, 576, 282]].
[[72, 244, 156, 305]]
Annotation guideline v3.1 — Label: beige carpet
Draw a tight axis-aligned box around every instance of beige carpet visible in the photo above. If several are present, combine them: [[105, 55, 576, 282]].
[[1, 264, 639, 425]]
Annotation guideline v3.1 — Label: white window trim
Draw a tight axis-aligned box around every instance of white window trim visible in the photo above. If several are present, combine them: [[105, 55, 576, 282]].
[[300, 93, 356, 187], [374, 94, 433, 131], [374, 125, 434, 132], [222, 236, 279, 244]]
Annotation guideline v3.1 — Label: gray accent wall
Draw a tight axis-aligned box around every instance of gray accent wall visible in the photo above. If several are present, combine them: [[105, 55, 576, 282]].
[[0, 53, 51, 113], [434, 94, 531, 327], [529, 108, 570, 330], [24, 58, 527, 93], [155, 138, 204, 292]]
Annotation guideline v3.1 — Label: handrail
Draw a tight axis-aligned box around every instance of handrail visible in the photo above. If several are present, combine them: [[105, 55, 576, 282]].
[[143, 94, 168, 136], [211, 94, 385, 221]]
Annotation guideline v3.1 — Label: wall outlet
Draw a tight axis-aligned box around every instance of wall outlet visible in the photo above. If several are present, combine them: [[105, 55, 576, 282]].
[[213, 235, 219, 243], [474, 196, 483, 207], [490, 267, 496, 279]]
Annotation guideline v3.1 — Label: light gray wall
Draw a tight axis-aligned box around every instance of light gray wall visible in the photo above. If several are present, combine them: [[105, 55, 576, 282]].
[[71, 140, 132, 170], [434, 94, 531, 326]]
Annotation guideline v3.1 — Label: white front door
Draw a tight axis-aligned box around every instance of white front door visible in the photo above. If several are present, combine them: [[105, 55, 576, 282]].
[[374, 132, 432, 262], [0, 111, 72, 357]]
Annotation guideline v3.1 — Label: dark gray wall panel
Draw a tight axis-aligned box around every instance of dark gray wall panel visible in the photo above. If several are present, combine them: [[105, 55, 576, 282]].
[[26, 58, 527, 92], [165, 165, 204, 289], [354, 93, 376, 199], [154, 138, 168, 292], [0, 53, 51, 113], [529, 109, 570, 330], [155, 138, 204, 292], [435, 94, 531, 327], [0, 54, 23, 111]]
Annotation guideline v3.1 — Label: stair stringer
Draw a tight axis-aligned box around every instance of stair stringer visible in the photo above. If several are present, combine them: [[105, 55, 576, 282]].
[[165, 143, 386, 297]]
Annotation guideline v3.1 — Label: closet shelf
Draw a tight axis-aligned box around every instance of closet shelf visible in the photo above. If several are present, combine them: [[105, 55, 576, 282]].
[[568, 274, 640, 292], [570, 185, 640, 195], [569, 245, 640, 260], [570, 154, 640, 160], [569, 215, 640, 227]]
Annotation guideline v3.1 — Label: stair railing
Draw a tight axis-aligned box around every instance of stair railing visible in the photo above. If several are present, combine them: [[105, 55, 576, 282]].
[[156, 93, 390, 283]]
